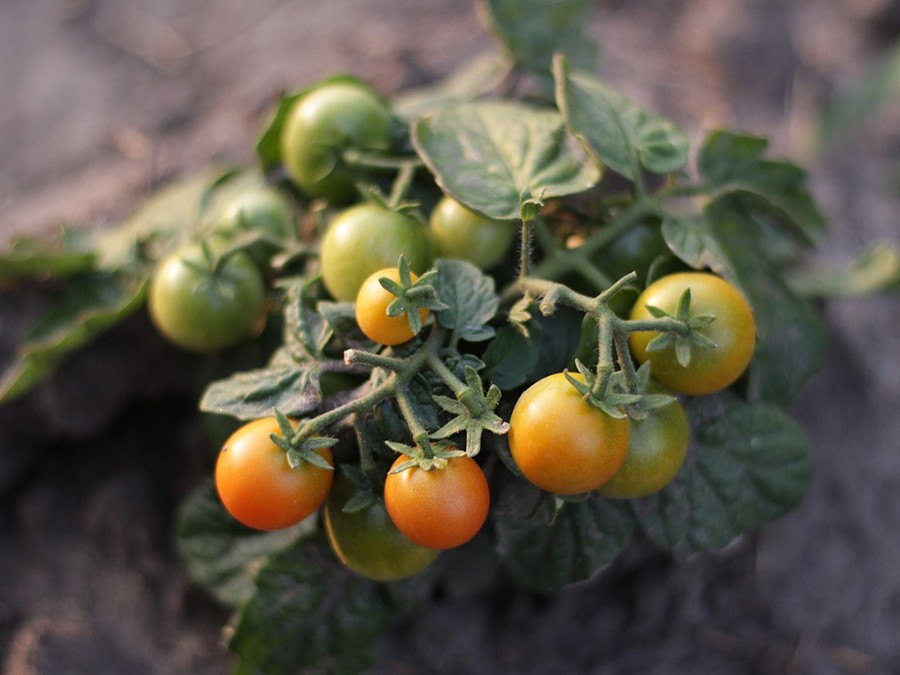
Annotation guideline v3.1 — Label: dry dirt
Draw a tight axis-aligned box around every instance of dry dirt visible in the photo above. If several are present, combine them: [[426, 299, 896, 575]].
[[1, 1, 899, 673]]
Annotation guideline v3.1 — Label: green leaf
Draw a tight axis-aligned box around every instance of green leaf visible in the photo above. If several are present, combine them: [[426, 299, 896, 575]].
[[434, 259, 500, 342], [411, 99, 601, 220], [198, 348, 324, 421], [784, 241, 900, 298], [0, 228, 96, 283], [95, 168, 256, 271], [0, 272, 147, 404], [483, 307, 583, 389], [698, 130, 827, 245], [480, 325, 538, 389], [476, 0, 598, 75], [282, 280, 332, 360], [631, 398, 813, 553], [493, 480, 635, 592], [554, 54, 689, 179], [228, 536, 400, 675], [392, 52, 510, 120], [662, 198, 827, 405], [317, 300, 374, 347], [404, 374, 442, 432], [174, 481, 313, 607]]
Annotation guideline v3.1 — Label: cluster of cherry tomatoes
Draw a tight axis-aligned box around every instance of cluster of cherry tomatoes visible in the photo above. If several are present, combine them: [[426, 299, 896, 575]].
[[146, 79, 759, 583]]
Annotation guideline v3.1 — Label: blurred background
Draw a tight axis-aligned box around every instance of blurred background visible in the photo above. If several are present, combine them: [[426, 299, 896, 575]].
[[1, 1, 899, 673]]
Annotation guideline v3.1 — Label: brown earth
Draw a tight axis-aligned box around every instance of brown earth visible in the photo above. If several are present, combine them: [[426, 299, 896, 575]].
[[1, 1, 899, 673]]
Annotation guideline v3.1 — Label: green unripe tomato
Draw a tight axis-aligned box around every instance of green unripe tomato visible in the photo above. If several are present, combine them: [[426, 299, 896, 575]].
[[428, 195, 517, 269], [148, 244, 266, 352], [597, 385, 690, 499], [213, 186, 296, 265], [324, 473, 439, 581], [280, 81, 392, 203], [319, 203, 434, 301]]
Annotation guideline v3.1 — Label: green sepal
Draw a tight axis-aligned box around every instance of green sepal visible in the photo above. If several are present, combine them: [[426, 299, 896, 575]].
[[385, 440, 466, 473], [430, 366, 509, 457]]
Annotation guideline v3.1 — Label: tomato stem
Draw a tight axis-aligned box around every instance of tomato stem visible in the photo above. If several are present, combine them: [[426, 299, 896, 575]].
[[518, 218, 533, 279], [592, 311, 615, 398], [387, 161, 419, 208], [426, 353, 468, 397], [394, 387, 433, 458]]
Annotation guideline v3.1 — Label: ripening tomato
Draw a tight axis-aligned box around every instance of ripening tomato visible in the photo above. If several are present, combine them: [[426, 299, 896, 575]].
[[598, 384, 690, 499], [508, 372, 631, 494], [324, 473, 439, 581], [215, 417, 333, 531], [384, 454, 490, 550], [628, 272, 756, 395], [355, 267, 429, 345]]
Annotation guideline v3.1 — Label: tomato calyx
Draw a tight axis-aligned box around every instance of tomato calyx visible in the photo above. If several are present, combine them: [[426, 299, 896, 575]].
[[429, 363, 509, 457], [640, 288, 718, 367], [269, 410, 337, 472], [611, 364, 678, 422], [563, 360, 639, 420], [378, 256, 446, 336], [386, 439, 466, 474]]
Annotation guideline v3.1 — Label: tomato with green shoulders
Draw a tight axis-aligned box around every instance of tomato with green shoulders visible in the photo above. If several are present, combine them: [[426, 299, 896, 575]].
[[628, 272, 756, 396], [598, 384, 690, 499], [508, 372, 631, 495]]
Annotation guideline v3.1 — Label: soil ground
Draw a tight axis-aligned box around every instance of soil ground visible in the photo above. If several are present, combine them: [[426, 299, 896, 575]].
[[1, 1, 899, 673]]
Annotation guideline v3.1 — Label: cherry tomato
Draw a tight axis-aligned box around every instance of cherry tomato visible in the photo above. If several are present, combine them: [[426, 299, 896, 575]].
[[280, 81, 392, 203], [320, 203, 434, 301], [324, 473, 439, 581], [384, 454, 490, 550], [148, 244, 266, 352], [428, 195, 517, 269], [508, 372, 631, 495], [593, 219, 668, 286], [628, 272, 756, 395], [355, 267, 429, 345], [213, 185, 295, 265], [598, 385, 690, 499], [215, 417, 333, 531]]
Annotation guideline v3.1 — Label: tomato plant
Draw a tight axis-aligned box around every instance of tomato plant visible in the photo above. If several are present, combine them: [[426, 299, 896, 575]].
[[428, 195, 517, 270], [281, 80, 392, 203], [215, 417, 333, 531], [5, 1, 877, 670], [147, 244, 266, 352], [323, 472, 439, 581], [628, 272, 757, 396], [597, 385, 690, 499], [319, 203, 434, 301], [508, 372, 631, 494], [355, 267, 429, 345], [383, 454, 490, 550]]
